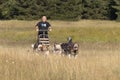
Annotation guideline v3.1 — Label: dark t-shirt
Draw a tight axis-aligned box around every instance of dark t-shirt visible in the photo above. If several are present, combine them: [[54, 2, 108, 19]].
[[36, 21, 51, 30]]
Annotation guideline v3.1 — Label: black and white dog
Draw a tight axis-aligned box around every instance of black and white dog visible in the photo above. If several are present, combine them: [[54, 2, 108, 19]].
[[53, 37, 79, 57]]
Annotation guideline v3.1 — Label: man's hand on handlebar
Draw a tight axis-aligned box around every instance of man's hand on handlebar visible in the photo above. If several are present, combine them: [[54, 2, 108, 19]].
[[36, 28, 39, 32], [49, 27, 52, 32]]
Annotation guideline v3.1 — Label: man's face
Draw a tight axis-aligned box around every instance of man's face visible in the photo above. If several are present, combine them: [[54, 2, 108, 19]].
[[42, 16, 47, 22]]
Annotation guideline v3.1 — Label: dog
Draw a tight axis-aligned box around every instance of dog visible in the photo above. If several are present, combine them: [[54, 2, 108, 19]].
[[32, 44, 50, 55], [53, 37, 79, 57], [53, 43, 62, 54]]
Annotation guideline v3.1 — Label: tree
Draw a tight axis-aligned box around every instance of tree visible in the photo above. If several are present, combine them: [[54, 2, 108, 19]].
[[82, 0, 110, 20], [112, 0, 120, 21], [13, 0, 38, 20], [0, 0, 17, 19], [53, 0, 83, 20], [0, 0, 119, 21]]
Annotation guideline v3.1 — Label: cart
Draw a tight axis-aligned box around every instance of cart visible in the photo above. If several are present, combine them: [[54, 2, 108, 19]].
[[37, 30, 50, 51]]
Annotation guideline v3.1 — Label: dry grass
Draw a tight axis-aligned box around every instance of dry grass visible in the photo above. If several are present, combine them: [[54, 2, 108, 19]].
[[0, 47, 120, 80], [0, 20, 120, 80]]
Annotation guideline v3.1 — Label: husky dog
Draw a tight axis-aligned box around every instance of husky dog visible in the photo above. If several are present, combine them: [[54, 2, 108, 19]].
[[53, 37, 79, 57], [53, 43, 62, 54], [31, 44, 50, 55]]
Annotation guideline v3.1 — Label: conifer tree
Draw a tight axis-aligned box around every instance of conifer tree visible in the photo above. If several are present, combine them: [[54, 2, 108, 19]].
[[113, 0, 120, 21]]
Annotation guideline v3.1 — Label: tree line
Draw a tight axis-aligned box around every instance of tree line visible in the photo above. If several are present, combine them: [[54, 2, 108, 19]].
[[0, 0, 120, 21]]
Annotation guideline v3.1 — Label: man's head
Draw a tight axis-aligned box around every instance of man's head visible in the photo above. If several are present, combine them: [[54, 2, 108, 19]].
[[42, 16, 47, 22]]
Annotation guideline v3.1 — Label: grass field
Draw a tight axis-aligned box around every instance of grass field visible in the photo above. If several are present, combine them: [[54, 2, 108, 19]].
[[0, 20, 120, 45], [0, 20, 120, 80]]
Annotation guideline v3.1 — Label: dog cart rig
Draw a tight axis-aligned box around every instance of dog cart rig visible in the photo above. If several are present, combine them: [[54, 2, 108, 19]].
[[37, 30, 50, 51]]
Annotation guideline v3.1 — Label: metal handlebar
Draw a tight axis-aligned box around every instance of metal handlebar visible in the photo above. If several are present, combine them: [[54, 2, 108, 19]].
[[38, 30, 49, 31]]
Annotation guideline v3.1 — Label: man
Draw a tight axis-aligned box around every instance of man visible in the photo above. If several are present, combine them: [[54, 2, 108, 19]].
[[36, 16, 51, 38], [33, 16, 51, 50]]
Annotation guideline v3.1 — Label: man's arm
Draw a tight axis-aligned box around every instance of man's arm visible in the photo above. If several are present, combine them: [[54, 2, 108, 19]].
[[48, 22, 52, 31], [35, 26, 39, 31], [49, 27, 52, 31], [35, 23, 39, 31]]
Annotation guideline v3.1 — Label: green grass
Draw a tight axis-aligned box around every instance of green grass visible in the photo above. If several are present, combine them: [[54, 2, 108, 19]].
[[50, 27, 120, 43], [1, 23, 120, 45], [0, 20, 120, 50], [0, 20, 120, 45]]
